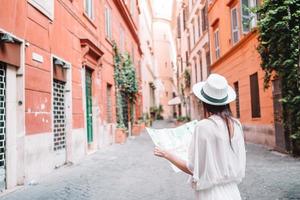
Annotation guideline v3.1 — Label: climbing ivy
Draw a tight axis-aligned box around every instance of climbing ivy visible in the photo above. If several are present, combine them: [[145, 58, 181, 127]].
[[256, 0, 300, 153], [113, 42, 138, 129], [184, 69, 191, 88]]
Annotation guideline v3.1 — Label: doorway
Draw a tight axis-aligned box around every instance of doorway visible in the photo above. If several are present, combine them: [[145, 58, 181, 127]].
[[85, 69, 93, 144]]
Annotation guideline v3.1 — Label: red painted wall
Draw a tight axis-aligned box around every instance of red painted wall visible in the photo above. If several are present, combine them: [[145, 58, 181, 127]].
[[0, 0, 142, 135]]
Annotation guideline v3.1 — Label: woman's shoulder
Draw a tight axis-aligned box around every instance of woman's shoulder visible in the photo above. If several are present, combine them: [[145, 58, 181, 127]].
[[194, 118, 217, 139]]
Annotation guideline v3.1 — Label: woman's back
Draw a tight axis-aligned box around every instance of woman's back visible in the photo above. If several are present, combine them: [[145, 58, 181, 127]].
[[187, 115, 246, 200]]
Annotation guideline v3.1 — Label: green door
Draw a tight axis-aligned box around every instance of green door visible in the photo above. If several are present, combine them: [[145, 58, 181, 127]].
[[85, 69, 93, 143]]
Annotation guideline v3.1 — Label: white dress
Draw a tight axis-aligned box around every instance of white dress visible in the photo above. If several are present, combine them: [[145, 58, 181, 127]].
[[187, 115, 246, 200]]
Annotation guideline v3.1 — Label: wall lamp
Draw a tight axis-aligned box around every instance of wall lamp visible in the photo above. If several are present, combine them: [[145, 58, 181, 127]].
[[0, 33, 15, 43]]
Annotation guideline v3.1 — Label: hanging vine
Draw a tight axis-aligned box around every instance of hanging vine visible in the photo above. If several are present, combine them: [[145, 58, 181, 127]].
[[256, 0, 300, 153], [113, 42, 138, 129]]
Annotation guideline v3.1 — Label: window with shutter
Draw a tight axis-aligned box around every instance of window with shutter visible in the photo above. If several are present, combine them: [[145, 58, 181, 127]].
[[201, 4, 208, 32], [85, 0, 93, 19], [106, 84, 112, 123], [185, 51, 189, 66], [183, 9, 186, 30], [105, 6, 112, 40], [194, 59, 198, 83], [231, 7, 240, 44], [234, 81, 240, 118], [193, 21, 196, 45], [187, 34, 191, 52], [214, 29, 220, 59], [28, 0, 54, 20], [198, 52, 203, 81], [130, 0, 135, 16], [120, 26, 125, 52], [197, 13, 201, 37], [177, 15, 181, 38], [250, 72, 261, 118]]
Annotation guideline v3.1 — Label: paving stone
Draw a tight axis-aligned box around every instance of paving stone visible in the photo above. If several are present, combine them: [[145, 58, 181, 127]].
[[1, 120, 299, 200]]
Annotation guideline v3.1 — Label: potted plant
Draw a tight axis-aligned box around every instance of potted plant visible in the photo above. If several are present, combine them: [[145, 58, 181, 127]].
[[132, 121, 141, 136], [115, 124, 127, 144]]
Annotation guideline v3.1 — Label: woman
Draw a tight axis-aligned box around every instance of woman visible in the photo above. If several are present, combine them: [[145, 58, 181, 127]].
[[154, 74, 246, 200]]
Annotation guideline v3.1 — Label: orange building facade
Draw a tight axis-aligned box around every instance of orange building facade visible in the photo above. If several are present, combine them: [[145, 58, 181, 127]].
[[0, 0, 141, 190], [208, 0, 275, 147]]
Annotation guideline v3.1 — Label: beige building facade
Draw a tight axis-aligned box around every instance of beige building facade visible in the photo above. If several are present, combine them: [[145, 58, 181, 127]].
[[139, 0, 158, 117], [173, 0, 211, 120], [151, 0, 178, 120]]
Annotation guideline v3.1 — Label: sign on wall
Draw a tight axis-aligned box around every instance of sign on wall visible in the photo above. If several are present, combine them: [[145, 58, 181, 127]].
[[28, 0, 54, 20]]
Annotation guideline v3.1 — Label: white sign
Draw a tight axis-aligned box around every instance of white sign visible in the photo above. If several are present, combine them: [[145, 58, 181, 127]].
[[32, 52, 44, 63], [146, 120, 198, 172]]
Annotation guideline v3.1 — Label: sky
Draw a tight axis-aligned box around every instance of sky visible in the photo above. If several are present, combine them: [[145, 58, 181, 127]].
[[152, 0, 174, 20]]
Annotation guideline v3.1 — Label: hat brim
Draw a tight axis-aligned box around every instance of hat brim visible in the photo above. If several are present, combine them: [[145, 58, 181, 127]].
[[192, 82, 236, 106]]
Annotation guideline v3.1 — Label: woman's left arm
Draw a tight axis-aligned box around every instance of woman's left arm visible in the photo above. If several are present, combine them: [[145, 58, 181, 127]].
[[154, 147, 193, 175]]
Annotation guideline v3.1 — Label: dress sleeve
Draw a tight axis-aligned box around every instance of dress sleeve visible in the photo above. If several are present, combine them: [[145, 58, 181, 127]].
[[186, 121, 217, 190]]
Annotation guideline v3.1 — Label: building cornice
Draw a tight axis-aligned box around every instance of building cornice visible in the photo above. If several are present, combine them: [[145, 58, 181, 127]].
[[113, 0, 142, 54]]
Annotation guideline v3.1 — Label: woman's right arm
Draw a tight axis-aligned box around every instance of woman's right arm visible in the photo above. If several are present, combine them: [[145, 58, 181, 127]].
[[154, 147, 193, 175]]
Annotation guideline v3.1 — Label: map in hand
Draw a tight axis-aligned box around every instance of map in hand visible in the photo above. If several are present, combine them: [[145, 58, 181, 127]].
[[146, 120, 198, 172]]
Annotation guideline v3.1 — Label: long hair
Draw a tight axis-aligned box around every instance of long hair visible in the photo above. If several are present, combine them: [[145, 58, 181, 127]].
[[202, 102, 234, 149]]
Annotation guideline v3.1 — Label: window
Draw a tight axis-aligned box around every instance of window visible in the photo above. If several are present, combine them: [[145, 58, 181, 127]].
[[198, 52, 203, 81], [105, 6, 112, 40], [249, 0, 257, 28], [231, 7, 240, 44], [241, 0, 257, 33], [187, 34, 191, 52], [206, 51, 211, 68], [106, 84, 113, 123], [214, 29, 220, 59], [180, 57, 183, 73], [192, 22, 196, 45], [28, 0, 54, 20], [194, 59, 198, 83], [250, 72, 261, 118], [185, 51, 189, 66], [183, 8, 187, 30], [130, 0, 135, 16], [197, 13, 201, 37], [120, 26, 125, 52], [85, 0, 93, 19], [201, 5, 208, 32], [234, 81, 240, 118], [131, 45, 135, 64], [177, 15, 181, 38]]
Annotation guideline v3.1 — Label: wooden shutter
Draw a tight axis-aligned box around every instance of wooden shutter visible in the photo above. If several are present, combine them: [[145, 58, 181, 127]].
[[231, 7, 239, 44], [234, 81, 240, 118], [250, 72, 261, 117], [106, 84, 112, 123], [177, 15, 181, 38]]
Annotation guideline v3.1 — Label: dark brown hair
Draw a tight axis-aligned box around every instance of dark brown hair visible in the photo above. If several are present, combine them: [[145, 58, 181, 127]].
[[202, 102, 234, 149]]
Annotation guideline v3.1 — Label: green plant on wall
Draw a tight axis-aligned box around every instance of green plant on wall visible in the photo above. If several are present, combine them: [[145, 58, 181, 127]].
[[113, 42, 125, 128], [256, 0, 300, 154], [113, 42, 139, 129], [184, 69, 191, 88]]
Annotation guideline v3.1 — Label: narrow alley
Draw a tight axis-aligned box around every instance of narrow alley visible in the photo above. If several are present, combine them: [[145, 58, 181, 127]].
[[1, 121, 299, 200]]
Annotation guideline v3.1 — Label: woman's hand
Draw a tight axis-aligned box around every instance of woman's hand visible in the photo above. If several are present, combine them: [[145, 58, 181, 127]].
[[153, 146, 193, 175], [153, 147, 169, 158]]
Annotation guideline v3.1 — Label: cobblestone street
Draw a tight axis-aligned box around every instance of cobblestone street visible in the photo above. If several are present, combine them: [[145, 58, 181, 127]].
[[1, 120, 300, 200]]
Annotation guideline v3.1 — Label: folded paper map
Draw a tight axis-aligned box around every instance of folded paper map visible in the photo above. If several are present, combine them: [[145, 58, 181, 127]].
[[146, 120, 198, 172]]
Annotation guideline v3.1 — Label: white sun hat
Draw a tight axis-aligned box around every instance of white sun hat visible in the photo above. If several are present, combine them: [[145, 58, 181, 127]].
[[192, 73, 236, 106]]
